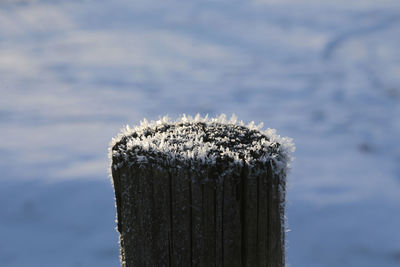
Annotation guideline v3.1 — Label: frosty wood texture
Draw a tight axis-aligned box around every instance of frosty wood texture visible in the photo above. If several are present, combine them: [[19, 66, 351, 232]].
[[110, 115, 294, 267]]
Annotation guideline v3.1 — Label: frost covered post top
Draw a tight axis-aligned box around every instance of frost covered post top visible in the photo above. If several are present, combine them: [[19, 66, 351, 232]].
[[110, 115, 294, 267], [110, 114, 294, 173]]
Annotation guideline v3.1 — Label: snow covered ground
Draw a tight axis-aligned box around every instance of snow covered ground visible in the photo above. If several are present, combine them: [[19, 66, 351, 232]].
[[1, 0, 400, 266]]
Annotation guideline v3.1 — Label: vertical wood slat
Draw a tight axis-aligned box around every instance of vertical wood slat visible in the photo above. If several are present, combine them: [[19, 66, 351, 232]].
[[243, 166, 259, 267], [256, 167, 269, 266], [222, 165, 242, 267], [190, 165, 203, 267], [202, 170, 216, 266], [170, 167, 191, 266], [215, 167, 224, 267], [266, 162, 285, 266]]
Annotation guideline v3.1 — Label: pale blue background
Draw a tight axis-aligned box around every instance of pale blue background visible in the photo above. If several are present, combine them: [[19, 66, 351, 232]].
[[1, 0, 400, 266]]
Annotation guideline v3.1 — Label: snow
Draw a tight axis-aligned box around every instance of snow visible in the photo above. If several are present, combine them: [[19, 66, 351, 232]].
[[1, 0, 400, 266], [110, 114, 294, 173]]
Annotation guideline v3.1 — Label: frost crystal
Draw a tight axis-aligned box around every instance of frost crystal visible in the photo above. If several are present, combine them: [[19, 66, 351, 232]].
[[109, 114, 295, 174]]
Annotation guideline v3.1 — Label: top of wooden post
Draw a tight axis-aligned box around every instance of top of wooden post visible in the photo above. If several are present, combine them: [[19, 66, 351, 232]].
[[110, 114, 294, 173]]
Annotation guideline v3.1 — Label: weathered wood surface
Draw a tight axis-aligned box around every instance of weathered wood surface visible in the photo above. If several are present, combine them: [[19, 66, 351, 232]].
[[112, 162, 285, 266], [111, 120, 288, 267]]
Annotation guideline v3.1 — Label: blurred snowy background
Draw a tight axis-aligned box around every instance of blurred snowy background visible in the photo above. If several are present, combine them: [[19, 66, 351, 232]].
[[1, 0, 400, 266]]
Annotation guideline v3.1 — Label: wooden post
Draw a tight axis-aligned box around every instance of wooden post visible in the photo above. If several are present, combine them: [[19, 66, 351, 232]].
[[110, 115, 293, 267]]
